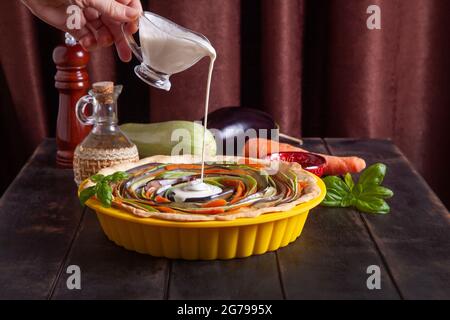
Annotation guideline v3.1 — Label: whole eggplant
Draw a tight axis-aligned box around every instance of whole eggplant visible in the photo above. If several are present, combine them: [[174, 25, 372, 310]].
[[201, 106, 280, 156]]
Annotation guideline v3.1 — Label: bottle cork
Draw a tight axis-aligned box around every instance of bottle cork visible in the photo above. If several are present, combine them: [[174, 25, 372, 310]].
[[92, 81, 114, 104]]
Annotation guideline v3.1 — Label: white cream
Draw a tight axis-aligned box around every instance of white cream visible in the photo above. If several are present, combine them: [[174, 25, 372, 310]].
[[140, 12, 217, 191], [139, 12, 216, 75], [172, 181, 222, 203], [199, 57, 215, 181]]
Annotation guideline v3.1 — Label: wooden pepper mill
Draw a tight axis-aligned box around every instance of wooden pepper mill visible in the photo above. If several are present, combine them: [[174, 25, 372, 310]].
[[53, 33, 91, 168]]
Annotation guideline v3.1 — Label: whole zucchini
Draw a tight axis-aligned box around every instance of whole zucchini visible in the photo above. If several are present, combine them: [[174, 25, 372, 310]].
[[120, 121, 217, 158]]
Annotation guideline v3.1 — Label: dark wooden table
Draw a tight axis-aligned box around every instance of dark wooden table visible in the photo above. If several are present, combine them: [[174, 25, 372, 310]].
[[0, 138, 449, 300]]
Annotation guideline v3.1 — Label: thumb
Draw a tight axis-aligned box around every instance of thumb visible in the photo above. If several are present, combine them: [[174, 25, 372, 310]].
[[84, 0, 140, 22]]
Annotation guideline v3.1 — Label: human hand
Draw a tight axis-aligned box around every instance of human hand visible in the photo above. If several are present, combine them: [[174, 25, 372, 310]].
[[22, 0, 143, 62]]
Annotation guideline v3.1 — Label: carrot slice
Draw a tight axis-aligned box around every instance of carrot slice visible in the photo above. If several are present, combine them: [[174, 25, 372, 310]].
[[202, 199, 227, 208], [197, 208, 225, 215], [164, 164, 201, 171], [221, 179, 246, 204], [157, 206, 177, 213], [155, 195, 171, 203], [221, 179, 240, 187]]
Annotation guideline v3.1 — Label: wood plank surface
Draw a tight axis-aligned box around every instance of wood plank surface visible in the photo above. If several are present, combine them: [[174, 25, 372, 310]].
[[325, 138, 450, 299], [276, 138, 400, 299], [0, 139, 84, 299], [51, 209, 169, 299], [169, 253, 284, 300], [2, 138, 448, 300]]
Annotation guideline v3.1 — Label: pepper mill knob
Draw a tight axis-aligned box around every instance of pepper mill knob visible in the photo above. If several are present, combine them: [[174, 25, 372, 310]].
[[53, 33, 91, 168]]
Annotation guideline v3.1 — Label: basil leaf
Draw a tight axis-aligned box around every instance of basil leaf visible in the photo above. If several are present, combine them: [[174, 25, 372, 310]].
[[355, 196, 390, 214], [90, 174, 105, 183], [341, 193, 355, 207], [344, 173, 354, 191], [322, 188, 345, 207], [360, 185, 394, 199], [321, 199, 342, 207], [79, 186, 96, 206], [97, 182, 113, 208], [352, 183, 364, 197], [109, 171, 130, 183], [357, 163, 386, 187], [323, 176, 351, 196], [321, 163, 392, 215], [322, 176, 353, 207]]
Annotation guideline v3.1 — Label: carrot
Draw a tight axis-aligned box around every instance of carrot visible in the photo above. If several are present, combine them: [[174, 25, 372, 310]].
[[243, 138, 298, 157], [202, 199, 227, 208], [320, 155, 366, 176], [155, 195, 171, 203], [230, 181, 245, 204], [220, 179, 246, 204], [243, 138, 366, 176], [197, 208, 226, 215], [164, 164, 201, 171]]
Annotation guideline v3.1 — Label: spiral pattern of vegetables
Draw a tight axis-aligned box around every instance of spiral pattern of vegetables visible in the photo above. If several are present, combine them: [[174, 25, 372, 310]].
[[111, 162, 309, 216]]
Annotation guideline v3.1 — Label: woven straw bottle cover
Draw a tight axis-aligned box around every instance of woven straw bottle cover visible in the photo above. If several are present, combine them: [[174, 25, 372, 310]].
[[73, 82, 139, 185]]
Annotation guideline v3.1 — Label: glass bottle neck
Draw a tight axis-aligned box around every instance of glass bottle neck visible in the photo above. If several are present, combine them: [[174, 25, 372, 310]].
[[92, 100, 118, 134]]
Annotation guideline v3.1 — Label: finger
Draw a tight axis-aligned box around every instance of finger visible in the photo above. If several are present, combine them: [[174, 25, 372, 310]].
[[115, 35, 132, 62], [123, 20, 139, 35], [68, 26, 97, 51], [82, 19, 102, 50], [116, 0, 143, 13], [83, 7, 100, 20], [96, 25, 114, 47], [119, 0, 143, 34], [102, 17, 132, 62], [81, 0, 140, 22], [81, 9, 114, 48], [79, 34, 98, 51], [86, 17, 114, 48]]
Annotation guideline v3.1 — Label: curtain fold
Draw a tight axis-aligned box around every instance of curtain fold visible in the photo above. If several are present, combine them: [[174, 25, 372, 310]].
[[261, 0, 304, 137], [0, 0, 448, 206], [0, 2, 48, 148], [0, 1, 48, 192], [147, 0, 242, 122]]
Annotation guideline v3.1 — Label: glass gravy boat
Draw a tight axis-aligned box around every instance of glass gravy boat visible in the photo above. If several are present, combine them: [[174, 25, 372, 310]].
[[122, 11, 216, 91]]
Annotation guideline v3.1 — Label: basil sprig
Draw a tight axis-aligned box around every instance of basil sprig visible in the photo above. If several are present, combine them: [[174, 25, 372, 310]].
[[79, 172, 129, 208], [321, 163, 393, 214]]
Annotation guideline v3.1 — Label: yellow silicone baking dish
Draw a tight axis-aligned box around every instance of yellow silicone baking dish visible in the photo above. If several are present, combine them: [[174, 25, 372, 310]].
[[82, 173, 326, 260]]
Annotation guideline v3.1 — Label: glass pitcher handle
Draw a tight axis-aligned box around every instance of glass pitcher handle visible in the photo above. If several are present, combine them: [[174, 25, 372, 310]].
[[122, 24, 143, 63], [76, 95, 95, 125]]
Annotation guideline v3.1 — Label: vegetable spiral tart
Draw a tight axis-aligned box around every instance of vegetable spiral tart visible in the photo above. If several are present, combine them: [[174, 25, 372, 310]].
[[81, 155, 321, 222]]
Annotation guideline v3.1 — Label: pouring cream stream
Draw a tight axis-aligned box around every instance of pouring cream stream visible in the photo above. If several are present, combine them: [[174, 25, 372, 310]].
[[138, 12, 221, 200]]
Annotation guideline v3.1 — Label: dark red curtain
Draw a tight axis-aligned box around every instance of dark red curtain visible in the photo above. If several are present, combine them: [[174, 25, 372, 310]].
[[0, 0, 449, 206]]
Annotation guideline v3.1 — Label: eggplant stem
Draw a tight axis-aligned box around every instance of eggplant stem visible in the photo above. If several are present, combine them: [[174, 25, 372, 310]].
[[279, 133, 303, 146]]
